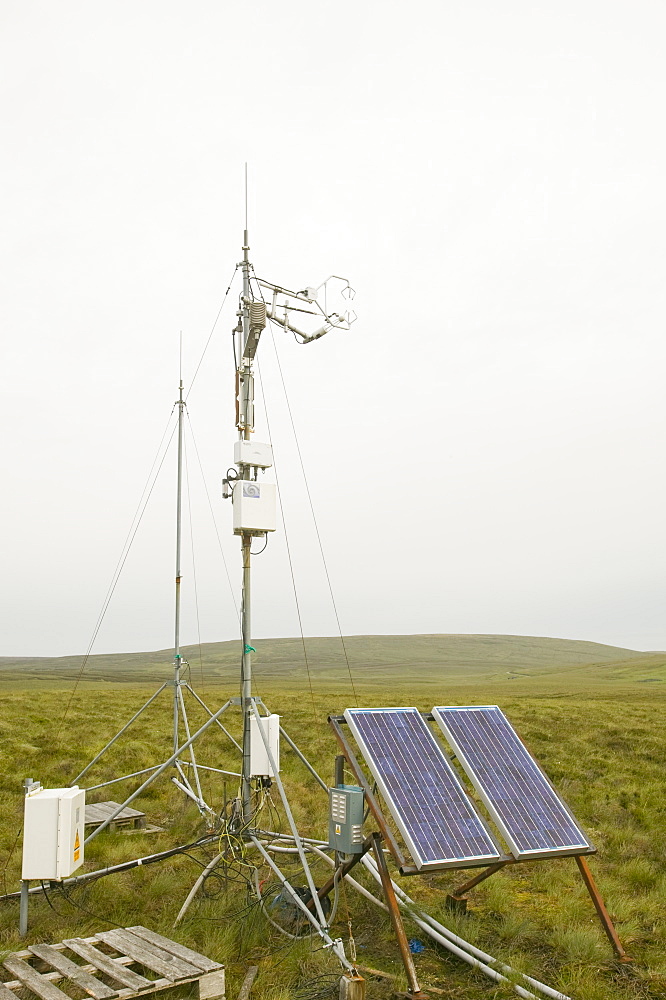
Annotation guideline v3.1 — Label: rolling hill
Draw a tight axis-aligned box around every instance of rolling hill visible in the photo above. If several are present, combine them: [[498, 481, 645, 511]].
[[1, 633, 663, 686]]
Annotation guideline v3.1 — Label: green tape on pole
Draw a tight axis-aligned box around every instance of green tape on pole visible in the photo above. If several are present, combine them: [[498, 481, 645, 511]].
[[244, 644, 256, 654]]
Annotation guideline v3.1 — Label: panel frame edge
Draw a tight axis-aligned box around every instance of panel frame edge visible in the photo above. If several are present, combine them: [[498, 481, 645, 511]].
[[431, 705, 595, 861]]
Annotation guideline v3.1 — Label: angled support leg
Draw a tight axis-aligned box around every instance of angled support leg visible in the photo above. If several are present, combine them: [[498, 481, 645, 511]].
[[371, 834, 428, 999], [575, 855, 632, 963], [447, 860, 512, 910]]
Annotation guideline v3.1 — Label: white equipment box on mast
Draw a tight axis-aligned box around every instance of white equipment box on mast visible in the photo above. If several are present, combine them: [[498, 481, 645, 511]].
[[232, 480, 276, 535]]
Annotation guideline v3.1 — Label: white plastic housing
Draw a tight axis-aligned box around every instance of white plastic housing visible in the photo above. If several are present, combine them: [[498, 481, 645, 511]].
[[234, 440, 273, 469], [22, 786, 85, 880], [250, 714, 280, 777], [233, 480, 276, 534]]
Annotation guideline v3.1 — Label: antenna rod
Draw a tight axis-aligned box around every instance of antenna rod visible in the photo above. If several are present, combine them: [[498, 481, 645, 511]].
[[174, 377, 185, 752], [239, 222, 253, 824]]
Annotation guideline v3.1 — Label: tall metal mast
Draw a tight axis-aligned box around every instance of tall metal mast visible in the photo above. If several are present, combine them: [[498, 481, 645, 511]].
[[173, 378, 185, 752], [228, 214, 356, 829], [238, 230, 254, 824]]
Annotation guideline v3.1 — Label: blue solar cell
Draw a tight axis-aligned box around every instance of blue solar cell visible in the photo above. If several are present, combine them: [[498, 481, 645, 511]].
[[344, 708, 504, 870], [432, 706, 592, 859]]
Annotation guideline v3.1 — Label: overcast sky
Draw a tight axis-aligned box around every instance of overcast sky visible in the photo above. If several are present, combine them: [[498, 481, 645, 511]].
[[2, 1, 666, 657]]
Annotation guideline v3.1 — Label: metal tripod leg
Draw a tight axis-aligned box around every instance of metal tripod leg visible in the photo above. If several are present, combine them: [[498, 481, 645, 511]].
[[84, 699, 232, 843], [185, 684, 242, 752], [249, 701, 329, 928], [70, 683, 169, 786], [176, 683, 205, 807]]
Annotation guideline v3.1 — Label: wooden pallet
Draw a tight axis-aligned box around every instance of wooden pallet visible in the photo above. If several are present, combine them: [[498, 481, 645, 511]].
[[0, 926, 225, 1000], [85, 803, 164, 835]]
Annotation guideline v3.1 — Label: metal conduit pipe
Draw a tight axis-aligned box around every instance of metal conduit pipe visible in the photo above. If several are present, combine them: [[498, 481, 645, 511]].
[[250, 835, 353, 972], [183, 837, 569, 1000], [295, 842, 569, 1000], [172, 838, 335, 929], [174, 851, 224, 927], [306, 847, 533, 997], [364, 857, 571, 1000], [361, 855, 572, 1000], [264, 842, 390, 912]]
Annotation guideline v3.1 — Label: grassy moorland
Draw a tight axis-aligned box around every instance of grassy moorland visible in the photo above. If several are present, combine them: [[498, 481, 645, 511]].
[[0, 633, 652, 685], [0, 635, 665, 1000]]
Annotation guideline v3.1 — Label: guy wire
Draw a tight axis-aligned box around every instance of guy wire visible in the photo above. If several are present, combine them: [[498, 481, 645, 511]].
[[183, 431, 205, 692], [254, 360, 318, 723], [187, 265, 238, 400], [263, 311, 359, 708], [57, 409, 179, 736], [185, 411, 240, 623]]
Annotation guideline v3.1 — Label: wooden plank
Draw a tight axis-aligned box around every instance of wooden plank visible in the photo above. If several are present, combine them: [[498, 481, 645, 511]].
[[236, 966, 257, 1000], [3, 955, 72, 1000], [127, 929, 222, 973], [0, 982, 19, 1000], [94, 931, 199, 982], [197, 971, 226, 1000], [61, 941, 151, 991], [3, 958, 135, 988], [355, 964, 447, 996], [29, 945, 119, 1000], [115, 977, 197, 1000]]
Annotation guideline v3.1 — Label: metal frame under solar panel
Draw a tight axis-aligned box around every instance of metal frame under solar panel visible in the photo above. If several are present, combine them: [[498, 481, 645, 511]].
[[432, 706, 593, 861], [344, 707, 507, 871]]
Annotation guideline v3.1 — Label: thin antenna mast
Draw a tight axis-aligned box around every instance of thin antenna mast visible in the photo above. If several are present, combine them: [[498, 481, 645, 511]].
[[173, 373, 185, 752]]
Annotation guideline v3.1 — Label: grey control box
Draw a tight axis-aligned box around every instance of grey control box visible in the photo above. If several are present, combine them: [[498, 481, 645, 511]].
[[328, 784, 364, 855]]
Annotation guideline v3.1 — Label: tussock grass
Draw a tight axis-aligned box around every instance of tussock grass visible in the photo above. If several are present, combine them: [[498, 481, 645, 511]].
[[0, 641, 664, 998]]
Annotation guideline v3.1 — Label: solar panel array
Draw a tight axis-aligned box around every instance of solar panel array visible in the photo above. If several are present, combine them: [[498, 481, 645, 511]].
[[432, 705, 591, 859], [344, 707, 504, 871]]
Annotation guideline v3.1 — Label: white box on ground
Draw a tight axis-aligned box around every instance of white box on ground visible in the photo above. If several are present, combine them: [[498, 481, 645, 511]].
[[250, 714, 280, 777], [234, 440, 273, 469], [22, 786, 86, 880], [233, 480, 276, 535]]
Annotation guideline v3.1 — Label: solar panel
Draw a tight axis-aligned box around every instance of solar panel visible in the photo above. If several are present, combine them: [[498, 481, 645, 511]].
[[344, 708, 505, 871], [432, 706, 592, 860]]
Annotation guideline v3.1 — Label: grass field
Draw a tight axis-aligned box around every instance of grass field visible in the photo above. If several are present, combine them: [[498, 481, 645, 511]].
[[0, 634, 665, 999]]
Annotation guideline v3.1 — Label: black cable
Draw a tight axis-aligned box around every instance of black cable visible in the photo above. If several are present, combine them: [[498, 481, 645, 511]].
[[40, 880, 59, 913], [293, 974, 340, 1000], [55, 881, 126, 929], [253, 359, 318, 722], [250, 267, 358, 708], [2, 826, 21, 897], [250, 535, 269, 556], [0, 833, 218, 903]]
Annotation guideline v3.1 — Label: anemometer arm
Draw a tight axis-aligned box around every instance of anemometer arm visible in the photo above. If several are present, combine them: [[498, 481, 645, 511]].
[[264, 306, 343, 344]]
